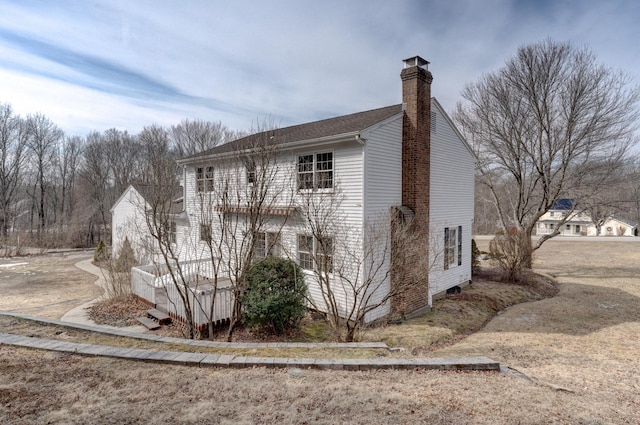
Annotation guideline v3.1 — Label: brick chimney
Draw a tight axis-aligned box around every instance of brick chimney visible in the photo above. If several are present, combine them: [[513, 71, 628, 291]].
[[391, 56, 432, 320], [401, 55, 432, 229]]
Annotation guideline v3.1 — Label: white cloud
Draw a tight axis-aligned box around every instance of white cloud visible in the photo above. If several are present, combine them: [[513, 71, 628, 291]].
[[0, 0, 638, 137]]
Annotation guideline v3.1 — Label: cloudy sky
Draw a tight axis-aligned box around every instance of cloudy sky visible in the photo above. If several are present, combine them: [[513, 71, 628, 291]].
[[1, 0, 639, 137]]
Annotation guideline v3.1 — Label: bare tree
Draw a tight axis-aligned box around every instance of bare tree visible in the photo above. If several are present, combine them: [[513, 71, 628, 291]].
[[456, 39, 640, 279], [0, 103, 27, 243], [297, 186, 439, 342], [212, 128, 295, 341], [80, 131, 113, 245], [135, 122, 292, 340], [103, 128, 140, 196], [25, 113, 64, 242], [55, 135, 83, 230], [170, 119, 241, 158]]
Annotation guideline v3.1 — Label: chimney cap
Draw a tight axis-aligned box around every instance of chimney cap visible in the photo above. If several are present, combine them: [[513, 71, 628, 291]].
[[403, 56, 429, 70]]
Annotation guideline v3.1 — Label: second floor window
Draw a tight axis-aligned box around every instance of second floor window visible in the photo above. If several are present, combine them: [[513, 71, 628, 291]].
[[246, 160, 256, 185], [196, 166, 214, 192], [297, 152, 333, 190]]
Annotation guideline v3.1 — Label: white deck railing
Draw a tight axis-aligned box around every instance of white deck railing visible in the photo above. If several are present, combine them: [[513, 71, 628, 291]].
[[166, 282, 234, 328], [131, 259, 234, 328]]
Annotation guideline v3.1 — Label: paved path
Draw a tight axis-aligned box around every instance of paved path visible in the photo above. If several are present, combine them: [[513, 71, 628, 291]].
[[0, 312, 499, 371], [60, 258, 147, 333]]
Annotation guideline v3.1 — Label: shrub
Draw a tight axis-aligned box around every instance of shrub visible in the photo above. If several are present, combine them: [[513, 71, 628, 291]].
[[471, 238, 480, 276], [242, 257, 307, 334], [489, 230, 532, 282], [94, 240, 108, 262], [115, 237, 138, 272]]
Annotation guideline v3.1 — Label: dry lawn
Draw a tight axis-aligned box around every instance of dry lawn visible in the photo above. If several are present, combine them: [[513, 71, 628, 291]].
[[1, 240, 640, 424], [0, 252, 101, 318]]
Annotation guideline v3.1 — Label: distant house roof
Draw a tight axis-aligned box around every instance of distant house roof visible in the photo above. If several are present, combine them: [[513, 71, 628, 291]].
[[609, 215, 638, 228], [551, 199, 575, 210], [131, 184, 184, 215], [179, 104, 404, 162]]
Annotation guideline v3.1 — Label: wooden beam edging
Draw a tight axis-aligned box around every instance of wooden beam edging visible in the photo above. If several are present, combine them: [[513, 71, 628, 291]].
[[0, 311, 389, 350], [0, 332, 500, 372]]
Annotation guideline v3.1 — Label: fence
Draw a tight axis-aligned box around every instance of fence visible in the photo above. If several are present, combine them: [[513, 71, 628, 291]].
[[165, 283, 234, 331], [131, 259, 234, 330]]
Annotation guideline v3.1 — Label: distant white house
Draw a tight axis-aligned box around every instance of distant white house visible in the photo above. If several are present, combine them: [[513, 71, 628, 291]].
[[114, 55, 476, 326], [110, 184, 184, 264], [589, 217, 637, 237], [536, 199, 637, 237]]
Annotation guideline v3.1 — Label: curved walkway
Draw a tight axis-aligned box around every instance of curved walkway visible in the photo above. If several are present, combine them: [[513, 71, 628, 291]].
[[60, 258, 147, 333], [2, 259, 501, 371], [0, 312, 499, 371]]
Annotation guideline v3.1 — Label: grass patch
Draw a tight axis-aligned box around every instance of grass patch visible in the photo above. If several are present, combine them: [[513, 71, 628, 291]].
[[2, 263, 558, 359], [364, 266, 557, 355]]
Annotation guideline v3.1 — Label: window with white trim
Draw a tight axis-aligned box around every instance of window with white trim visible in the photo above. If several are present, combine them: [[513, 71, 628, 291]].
[[246, 160, 256, 185], [297, 234, 333, 273], [297, 152, 333, 190], [200, 224, 212, 242], [255, 232, 282, 258], [444, 227, 456, 270], [298, 235, 314, 270], [164, 221, 177, 244], [457, 225, 462, 266], [196, 166, 214, 192]]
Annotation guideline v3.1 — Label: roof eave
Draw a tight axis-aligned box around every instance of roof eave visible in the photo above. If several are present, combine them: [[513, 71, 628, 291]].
[[177, 131, 361, 165]]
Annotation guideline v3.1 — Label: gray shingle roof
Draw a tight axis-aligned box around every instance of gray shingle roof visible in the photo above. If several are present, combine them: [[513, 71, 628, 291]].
[[132, 184, 184, 214], [181, 104, 403, 161]]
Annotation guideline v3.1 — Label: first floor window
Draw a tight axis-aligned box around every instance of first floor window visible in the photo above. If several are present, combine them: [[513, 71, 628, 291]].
[[298, 235, 314, 270], [444, 227, 456, 270], [457, 226, 462, 266], [200, 224, 212, 242], [297, 234, 333, 273], [255, 232, 282, 258], [575, 225, 581, 234], [196, 166, 214, 192], [316, 237, 333, 273], [164, 221, 177, 244]]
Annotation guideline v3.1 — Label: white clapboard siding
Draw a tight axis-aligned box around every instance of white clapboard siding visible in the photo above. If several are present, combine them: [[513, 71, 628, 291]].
[[361, 114, 403, 322], [290, 140, 365, 317], [428, 99, 476, 302], [111, 186, 149, 261]]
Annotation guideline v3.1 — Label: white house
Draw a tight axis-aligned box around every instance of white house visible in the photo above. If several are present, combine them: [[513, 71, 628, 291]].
[[536, 199, 637, 237], [587, 216, 637, 236], [120, 56, 476, 326], [111, 184, 184, 264]]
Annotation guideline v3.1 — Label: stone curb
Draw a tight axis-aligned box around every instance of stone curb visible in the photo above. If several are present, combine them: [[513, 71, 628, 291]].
[[0, 332, 500, 372], [1, 311, 389, 350]]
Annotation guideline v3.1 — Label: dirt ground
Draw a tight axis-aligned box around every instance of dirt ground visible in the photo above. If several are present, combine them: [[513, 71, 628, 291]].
[[0, 252, 102, 319], [1, 240, 640, 424]]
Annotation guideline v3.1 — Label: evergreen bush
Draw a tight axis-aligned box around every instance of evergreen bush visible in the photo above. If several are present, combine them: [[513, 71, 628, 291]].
[[242, 257, 307, 334], [471, 238, 480, 276], [94, 240, 108, 262], [115, 237, 138, 272]]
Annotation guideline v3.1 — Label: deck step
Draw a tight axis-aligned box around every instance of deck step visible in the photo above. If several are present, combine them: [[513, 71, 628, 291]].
[[147, 308, 171, 325], [136, 316, 160, 330]]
